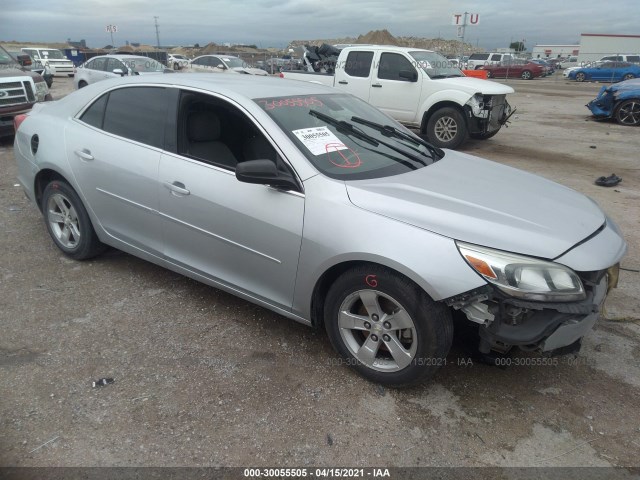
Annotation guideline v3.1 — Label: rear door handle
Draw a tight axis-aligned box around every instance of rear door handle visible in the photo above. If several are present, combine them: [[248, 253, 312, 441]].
[[164, 181, 190, 196], [74, 149, 94, 161], [372, 84, 382, 88], [338, 80, 348, 85]]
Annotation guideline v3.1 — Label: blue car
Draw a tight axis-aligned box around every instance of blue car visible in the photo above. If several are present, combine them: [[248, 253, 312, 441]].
[[569, 61, 640, 82], [587, 78, 640, 126]]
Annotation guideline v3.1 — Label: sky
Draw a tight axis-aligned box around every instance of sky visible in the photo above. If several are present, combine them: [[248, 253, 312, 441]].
[[1, 0, 638, 50]]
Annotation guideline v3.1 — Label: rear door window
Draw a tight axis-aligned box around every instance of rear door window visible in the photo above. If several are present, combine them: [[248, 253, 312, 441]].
[[344, 51, 374, 77]]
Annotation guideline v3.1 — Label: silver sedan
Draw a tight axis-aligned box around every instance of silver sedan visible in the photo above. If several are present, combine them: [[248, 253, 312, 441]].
[[13, 74, 626, 386]]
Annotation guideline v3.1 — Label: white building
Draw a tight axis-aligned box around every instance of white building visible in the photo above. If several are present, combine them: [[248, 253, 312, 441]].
[[531, 45, 579, 59], [577, 33, 640, 63]]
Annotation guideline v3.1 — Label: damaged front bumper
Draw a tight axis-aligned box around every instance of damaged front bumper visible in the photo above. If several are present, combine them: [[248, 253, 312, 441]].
[[587, 86, 615, 118], [446, 264, 619, 356], [464, 93, 514, 135]]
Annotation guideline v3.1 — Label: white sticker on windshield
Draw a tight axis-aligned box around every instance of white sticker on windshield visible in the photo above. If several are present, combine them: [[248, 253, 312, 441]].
[[292, 126, 347, 156]]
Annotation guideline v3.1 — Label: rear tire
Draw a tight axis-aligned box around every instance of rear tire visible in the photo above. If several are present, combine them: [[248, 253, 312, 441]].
[[485, 70, 493, 78], [42, 180, 106, 260], [622, 73, 635, 81], [425, 107, 468, 149], [521, 70, 533, 80], [324, 265, 453, 387]]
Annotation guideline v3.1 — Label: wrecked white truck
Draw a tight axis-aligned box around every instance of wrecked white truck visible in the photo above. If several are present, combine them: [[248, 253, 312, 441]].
[[280, 44, 515, 149]]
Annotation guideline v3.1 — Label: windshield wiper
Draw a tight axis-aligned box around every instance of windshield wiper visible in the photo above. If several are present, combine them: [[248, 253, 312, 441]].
[[309, 110, 427, 166], [351, 116, 443, 160]]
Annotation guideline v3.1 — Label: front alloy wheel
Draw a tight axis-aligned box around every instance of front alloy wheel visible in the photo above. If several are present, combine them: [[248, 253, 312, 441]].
[[521, 70, 532, 80], [425, 107, 468, 149], [575, 72, 586, 82], [324, 265, 453, 386], [615, 99, 640, 126]]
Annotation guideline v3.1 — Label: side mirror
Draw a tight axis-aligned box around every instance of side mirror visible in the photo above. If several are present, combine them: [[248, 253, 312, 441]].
[[112, 68, 125, 76], [216, 64, 226, 69], [399, 69, 418, 82], [236, 160, 299, 190]]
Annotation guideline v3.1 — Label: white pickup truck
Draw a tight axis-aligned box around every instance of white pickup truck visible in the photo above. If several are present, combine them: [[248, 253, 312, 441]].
[[280, 45, 515, 149]]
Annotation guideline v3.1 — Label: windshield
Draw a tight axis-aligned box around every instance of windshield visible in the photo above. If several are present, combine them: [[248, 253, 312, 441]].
[[222, 57, 246, 68], [123, 58, 165, 72], [409, 51, 463, 78], [255, 93, 438, 180], [38, 49, 65, 59], [0, 46, 19, 66]]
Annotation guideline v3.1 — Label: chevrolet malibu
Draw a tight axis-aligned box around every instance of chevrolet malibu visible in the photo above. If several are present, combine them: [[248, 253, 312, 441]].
[[13, 75, 626, 386]]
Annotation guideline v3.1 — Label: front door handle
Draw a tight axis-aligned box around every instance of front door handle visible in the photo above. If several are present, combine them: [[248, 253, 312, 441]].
[[74, 149, 94, 161], [372, 84, 382, 88], [338, 80, 348, 85], [164, 181, 190, 196]]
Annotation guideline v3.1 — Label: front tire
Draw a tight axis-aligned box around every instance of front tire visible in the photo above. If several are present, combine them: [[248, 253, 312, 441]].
[[622, 73, 635, 81], [173, 63, 180, 70], [42, 180, 106, 260], [615, 99, 640, 126], [78, 80, 88, 88], [425, 107, 468, 149], [324, 266, 453, 387], [575, 72, 586, 82]]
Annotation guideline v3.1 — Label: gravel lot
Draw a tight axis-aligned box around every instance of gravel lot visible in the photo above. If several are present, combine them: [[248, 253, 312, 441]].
[[1, 74, 639, 472]]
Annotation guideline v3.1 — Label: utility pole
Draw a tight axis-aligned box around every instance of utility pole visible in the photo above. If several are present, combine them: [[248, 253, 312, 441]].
[[154, 16, 161, 49]]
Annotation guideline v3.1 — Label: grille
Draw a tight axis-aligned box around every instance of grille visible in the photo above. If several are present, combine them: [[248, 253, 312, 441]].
[[0, 79, 35, 107]]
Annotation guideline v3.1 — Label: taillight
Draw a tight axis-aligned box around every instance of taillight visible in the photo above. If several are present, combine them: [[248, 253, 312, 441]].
[[13, 114, 28, 132]]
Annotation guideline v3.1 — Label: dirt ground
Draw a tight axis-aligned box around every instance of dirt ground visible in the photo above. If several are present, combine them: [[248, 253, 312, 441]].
[[1, 74, 639, 474]]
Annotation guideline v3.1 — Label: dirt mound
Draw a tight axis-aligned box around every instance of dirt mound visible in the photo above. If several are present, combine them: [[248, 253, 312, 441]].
[[355, 29, 399, 46]]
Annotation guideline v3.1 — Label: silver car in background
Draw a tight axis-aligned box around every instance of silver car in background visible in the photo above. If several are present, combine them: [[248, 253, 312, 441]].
[[74, 54, 172, 89], [188, 54, 269, 75], [13, 74, 626, 386]]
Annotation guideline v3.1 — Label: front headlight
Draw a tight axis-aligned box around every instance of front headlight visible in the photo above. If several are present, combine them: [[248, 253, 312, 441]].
[[456, 242, 585, 302], [34, 81, 49, 102]]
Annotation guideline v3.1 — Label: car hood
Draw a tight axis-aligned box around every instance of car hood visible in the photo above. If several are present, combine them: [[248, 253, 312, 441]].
[[439, 76, 514, 95], [345, 151, 604, 259], [231, 67, 269, 76]]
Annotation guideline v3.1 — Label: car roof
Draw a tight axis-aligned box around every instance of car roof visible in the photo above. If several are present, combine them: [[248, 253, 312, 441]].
[[90, 54, 161, 61], [341, 45, 435, 54]]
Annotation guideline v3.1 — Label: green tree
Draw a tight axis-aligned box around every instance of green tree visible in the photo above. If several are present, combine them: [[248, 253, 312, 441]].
[[510, 41, 525, 53]]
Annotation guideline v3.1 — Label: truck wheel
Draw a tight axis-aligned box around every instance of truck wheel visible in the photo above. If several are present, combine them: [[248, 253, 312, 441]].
[[324, 265, 453, 387], [425, 107, 468, 149]]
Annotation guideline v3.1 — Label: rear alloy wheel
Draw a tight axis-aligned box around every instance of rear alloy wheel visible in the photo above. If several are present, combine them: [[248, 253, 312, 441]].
[[324, 266, 453, 386], [575, 72, 586, 82], [615, 99, 640, 126], [521, 70, 533, 80], [42, 180, 106, 260], [425, 107, 468, 149], [622, 73, 635, 81]]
